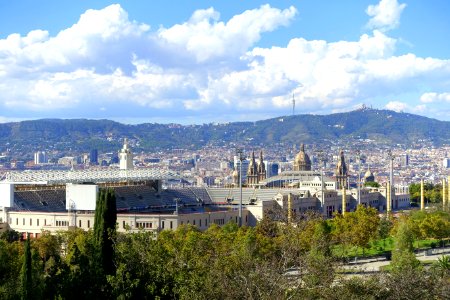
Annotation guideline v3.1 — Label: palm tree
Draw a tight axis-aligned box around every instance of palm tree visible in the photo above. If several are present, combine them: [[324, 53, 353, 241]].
[[432, 255, 450, 277]]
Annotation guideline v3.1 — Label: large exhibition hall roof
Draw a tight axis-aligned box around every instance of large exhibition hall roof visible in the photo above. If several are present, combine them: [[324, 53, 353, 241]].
[[2, 169, 177, 185]]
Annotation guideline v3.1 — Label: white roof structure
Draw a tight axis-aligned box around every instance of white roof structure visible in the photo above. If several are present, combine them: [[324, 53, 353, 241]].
[[2, 168, 178, 185]]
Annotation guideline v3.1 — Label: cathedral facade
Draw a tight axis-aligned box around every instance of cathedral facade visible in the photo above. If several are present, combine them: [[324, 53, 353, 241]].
[[246, 151, 266, 186]]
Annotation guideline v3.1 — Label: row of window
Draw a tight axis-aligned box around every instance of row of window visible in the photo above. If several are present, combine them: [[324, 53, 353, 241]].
[[9, 216, 246, 230], [180, 218, 208, 227], [9, 217, 73, 228], [11, 217, 47, 227], [136, 222, 153, 229], [55, 220, 69, 227]]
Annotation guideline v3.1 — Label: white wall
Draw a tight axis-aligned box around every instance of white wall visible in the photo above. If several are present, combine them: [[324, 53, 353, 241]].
[[66, 184, 98, 210], [0, 183, 14, 208]]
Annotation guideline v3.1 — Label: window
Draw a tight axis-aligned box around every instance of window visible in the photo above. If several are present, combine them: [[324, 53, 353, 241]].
[[199, 219, 202, 227], [214, 219, 225, 225], [136, 222, 153, 229], [79, 220, 82, 227], [30, 218, 32, 226], [37, 219, 39, 226], [56, 220, 69, 227], [44, 219, 47, 226], [162, 221, 165, 229], [87, 220, 90, 228], [123, 221, 126, 229], [16, 218, 18, 225], [193, 220, 196, 226], [170, 221, 173, 229]]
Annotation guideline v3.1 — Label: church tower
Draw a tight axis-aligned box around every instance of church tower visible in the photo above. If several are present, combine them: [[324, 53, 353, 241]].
[[119, 138, 133, 170], [293, 144, 311, 171], [246, 151, 259, 185], [257, 151, 266, 182], [364, 166, 375, 183], [335, 149, 348, 189]]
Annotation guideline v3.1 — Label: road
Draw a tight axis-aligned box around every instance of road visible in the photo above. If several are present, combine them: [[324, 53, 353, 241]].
[[341, 246, 450, 273]]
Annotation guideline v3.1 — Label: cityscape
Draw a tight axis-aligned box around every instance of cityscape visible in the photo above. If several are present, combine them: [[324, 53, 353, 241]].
[[1, 0, 450, 299]]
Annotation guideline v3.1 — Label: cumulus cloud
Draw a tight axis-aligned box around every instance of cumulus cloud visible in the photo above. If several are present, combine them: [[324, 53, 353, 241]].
[[385, 101, 409, 112], [366, 0, 407, 32], [0, 4, 299, 114], [420, 92, 450, 103], [0, 3, 449, 122], [158, 5, 297, 63]]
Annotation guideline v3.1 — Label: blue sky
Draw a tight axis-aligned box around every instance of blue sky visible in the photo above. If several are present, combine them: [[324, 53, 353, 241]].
[[0, 0, 449, 124]]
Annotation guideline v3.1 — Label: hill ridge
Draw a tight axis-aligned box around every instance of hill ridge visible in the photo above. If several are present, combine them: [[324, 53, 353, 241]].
[[1, 109, 449, 153]]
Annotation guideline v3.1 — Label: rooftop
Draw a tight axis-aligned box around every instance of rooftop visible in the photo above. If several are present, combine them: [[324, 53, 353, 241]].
[[2, 168, 178, 185]]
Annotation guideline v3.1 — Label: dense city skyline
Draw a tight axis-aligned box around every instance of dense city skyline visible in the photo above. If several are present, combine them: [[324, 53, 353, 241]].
[[1, 0, 450, 124]]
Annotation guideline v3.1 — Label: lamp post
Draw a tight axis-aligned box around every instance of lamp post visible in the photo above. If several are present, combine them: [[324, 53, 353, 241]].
[[317, 150, 326, 214], [387, 150, 395, 210], [236, 148, 245, 226], [356, 150, 362, 205]]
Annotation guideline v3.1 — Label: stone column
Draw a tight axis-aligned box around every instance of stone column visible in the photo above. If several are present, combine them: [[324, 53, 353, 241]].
[[420, 179, 425, 211]]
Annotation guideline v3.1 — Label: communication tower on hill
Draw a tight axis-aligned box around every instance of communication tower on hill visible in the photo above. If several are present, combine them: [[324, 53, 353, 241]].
[[292, 93, 295, 116]]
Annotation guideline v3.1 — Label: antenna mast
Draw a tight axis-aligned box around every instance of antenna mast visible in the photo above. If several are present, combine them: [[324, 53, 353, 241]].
[[292, 93, 295, 116]]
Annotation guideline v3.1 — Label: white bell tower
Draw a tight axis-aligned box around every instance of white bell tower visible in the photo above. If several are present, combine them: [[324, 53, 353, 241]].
[[119, 138, 133, 170]]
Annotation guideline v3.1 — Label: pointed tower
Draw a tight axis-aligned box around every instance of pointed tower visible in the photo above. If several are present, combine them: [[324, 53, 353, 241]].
[[335, 149, 348, 189], [293, 144, 311, 171], [119, 138, 133, 170], [257, 150, 266, 182], [246, 151, 258, 185], [364, 165, 375, 183], [232, 169, 239, 186]]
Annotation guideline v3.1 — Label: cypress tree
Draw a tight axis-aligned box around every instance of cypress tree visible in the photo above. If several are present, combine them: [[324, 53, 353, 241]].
[[20, 234, 32, 300], [93, 188, 117, 275]]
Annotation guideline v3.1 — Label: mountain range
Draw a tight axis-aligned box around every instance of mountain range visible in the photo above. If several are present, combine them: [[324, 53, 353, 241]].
[[1, 108, 449, 154]]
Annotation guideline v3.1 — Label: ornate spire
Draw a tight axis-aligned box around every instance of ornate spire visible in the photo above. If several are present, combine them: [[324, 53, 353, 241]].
[[335, 149, 348, 189], [258, 150, 266, 174], [247, 150, 258, 185], [294, 143, 311, 171]]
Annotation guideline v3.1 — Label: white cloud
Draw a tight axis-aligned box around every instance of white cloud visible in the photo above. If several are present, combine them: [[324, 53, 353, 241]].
[[420, 92, 450, 103], [385, 100, 408, 112], [0, 3, 449, 122], [158, 5, 297, 63], [366, 0, 407, 32]]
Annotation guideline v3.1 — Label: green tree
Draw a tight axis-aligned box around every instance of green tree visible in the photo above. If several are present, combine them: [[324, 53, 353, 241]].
[[94, 188, 117, 276], [332, 205, 380, 256], [303, 220, 334, 289], [0, 229, 19, 242], [409, 182, 443, 205], [0, 239, 21, 298], [378, 214, 393, 249], [20, 235, 32, 300], [364, 181, 380, 188], [432, 255, 450, 278], [419, 213, 450, 240], [352, 205, 380, 254], [391, 219, 420, 272]]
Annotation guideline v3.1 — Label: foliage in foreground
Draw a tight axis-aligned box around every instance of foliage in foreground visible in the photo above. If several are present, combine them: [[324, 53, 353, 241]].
[[0, 208, 449, 299]]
